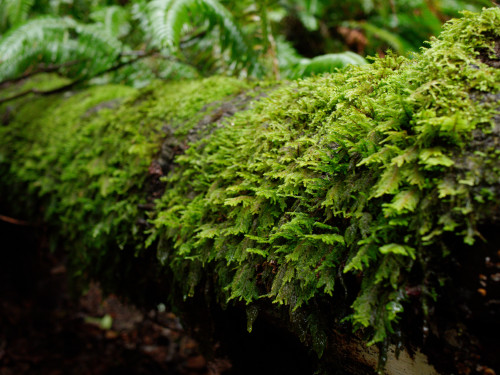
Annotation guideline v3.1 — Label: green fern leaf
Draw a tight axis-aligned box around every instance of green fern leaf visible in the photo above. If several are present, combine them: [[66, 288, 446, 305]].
[[146, 0, 259, 72], [293, 52, 367, 78], [90, 5, 130, 38], [0, 16, 122, 82], [0, 0, 34, 31]]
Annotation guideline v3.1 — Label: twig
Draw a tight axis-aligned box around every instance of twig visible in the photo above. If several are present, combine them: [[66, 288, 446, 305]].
[[0, 53, 152, 105], [0, 214, 30, 226], [0, 60, 83, 87], [0, 49, 204, 105]]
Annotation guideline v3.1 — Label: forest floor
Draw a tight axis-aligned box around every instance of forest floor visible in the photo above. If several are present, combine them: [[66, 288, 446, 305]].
[[0, 217, 230, 375]]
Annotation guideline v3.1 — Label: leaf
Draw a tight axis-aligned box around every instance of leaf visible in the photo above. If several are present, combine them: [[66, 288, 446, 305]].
[[391, 146, 418, 167], [146, 0, 259, 73], [224, 195, 253, 207], [196, 224, 220, 239], [373, 165, 401, 197], [419, 148, 454, 168], [305, 233, 345, 245], [0, 0, 34, 30], [386, 189, 420, 213], [402, 164, 425, 188], [90, 5, 130, 38], [379, 243, 415, 259], [0, 17, 122, 82], [246, 248, 268, 257], [344, 244, 377, 272], [437, 178, 459, 198], [292, 52, 367, 78]]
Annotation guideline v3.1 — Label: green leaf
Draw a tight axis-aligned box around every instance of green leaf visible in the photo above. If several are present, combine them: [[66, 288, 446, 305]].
[[292, 52, 367, 78], [146, 0, 259, 73], [246, 248, 268, 257], [379, 243, 415, 259], [386, 189, 420, 213], [373, 165, 401, 197], [305, 233, 345, 245], [0, 17, 122, 82], [419, 148, 454, 168]]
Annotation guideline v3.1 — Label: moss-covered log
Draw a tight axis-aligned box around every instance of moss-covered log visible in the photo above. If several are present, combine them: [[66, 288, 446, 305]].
[[1, 8, 499, 375]]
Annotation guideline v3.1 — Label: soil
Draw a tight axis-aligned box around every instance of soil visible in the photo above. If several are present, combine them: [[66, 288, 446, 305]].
[[0, 217, 228, 375]]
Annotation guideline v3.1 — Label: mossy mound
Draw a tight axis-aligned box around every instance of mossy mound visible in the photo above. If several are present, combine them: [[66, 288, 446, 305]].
[[1, 8, 499, 373], [0, 76, 256, 292]]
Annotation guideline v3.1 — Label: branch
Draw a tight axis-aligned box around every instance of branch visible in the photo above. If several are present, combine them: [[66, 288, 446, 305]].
[[0, 53, 152, 105], [0, 60, 83, 88]]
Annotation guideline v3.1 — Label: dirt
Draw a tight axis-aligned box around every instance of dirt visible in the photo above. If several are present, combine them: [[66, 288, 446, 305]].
[[0, 217, 230, 375]]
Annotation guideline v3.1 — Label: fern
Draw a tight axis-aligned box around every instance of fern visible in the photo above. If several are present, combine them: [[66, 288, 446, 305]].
[[0, 0, 34, 32], [90, 5, 131, 38], [0, 16, 123, 82], [145, 0, 260, 74], [293, 52, 367, 78], [276, 38, 367, 79]]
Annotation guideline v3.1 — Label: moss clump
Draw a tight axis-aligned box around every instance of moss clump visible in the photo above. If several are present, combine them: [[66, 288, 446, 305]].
[[0, 8, 499, 367], [150, 8, 500, 347], [0, 76, 253, 287]]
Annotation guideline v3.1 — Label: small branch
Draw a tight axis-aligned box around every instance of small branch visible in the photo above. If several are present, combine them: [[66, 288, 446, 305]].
[[119, 50, 150, 57], [0, 53, 152, 105], [0, 214, 31, 226], [0, 60, 83, 88], [0, 49, 203, 105]]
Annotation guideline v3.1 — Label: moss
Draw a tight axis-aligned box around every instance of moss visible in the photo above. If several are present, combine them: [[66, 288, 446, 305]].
[[151, 7, 500, 348], [0, 8, 499, 367], [0, 73, 71, 102], [0, 75, 253, 286]]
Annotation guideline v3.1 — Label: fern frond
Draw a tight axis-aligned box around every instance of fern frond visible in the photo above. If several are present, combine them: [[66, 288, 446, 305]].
[[145, 0, 259, 73], [294, 52, 367, 78], [90, 5, 131, 38], [276, 37, 367, 79], [0, 17, 123, 82], [74, 23, 123, 76], [0, 17, 74, 63], [146, 0, 183, 49], [200, 0, 257, 70], [0, 0, 34, 31]]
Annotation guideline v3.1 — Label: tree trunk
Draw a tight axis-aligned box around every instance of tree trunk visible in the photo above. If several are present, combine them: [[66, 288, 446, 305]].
[[1, 8, 499, 375]]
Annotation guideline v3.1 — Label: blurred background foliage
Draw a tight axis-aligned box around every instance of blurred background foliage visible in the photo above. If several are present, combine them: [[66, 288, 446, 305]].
[[0, 0, 495, 87]]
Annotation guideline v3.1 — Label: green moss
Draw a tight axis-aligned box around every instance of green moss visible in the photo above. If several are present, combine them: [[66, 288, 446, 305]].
[[0, 73, 71, 102], [151, 8, 500, 347], [0, 75, 253, 284], [0, 8, 499, 360]]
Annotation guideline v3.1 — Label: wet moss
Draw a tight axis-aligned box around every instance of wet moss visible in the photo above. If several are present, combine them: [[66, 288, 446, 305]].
[[150, 8, 500, 351], [0, 75, 253, 287], [0, 8, 499, 372]]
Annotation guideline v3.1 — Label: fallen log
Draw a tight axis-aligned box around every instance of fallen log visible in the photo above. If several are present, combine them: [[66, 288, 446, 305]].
[[1, 8, 499, 375]]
